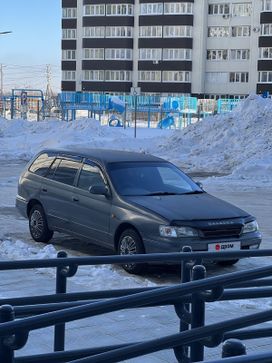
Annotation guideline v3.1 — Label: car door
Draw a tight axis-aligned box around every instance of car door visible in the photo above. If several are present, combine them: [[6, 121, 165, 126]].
[[71, 160, 112, 247], [40, 156, 82, 231]]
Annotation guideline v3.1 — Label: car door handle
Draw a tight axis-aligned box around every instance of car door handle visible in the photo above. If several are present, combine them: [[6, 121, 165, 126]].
[[72, 197, 79, 202], [42, 188, 47, 192]]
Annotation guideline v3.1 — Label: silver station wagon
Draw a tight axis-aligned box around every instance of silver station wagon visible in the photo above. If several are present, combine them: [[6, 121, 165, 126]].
[[16, 148, 261, 273]]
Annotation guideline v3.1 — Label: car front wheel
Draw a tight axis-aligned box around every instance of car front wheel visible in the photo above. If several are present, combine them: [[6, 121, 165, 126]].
[[117, 229, 146, 274], [29, 204, 53, 243]]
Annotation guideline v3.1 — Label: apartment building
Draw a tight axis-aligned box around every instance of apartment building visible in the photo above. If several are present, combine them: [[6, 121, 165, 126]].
[[61, 0, 272, 97]]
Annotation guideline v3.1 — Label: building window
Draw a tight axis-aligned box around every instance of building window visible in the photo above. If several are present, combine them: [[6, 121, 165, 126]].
[[232, 26, 251, 37], [105, 49, 132, 60], [207, 50, 228, 61], [62, 8, 77, 18], [163, 48, 192, 60], [105, 70, 132, 81], [164, 26, 192, 37], [83, 48, 104, 60], [106, 4, 133, 16], [140, 3, 163, 15], [164, 3, 193, 14], [262, 0, 272, 11], [208, 3, 251, 16], [229, 72, 249, 83], [232, 3, 252, 17], [259, 47, 272, 59], [83, 27, 105, 38], [261, 24, 272, 35], [83, 70, 104, 81], [162, 71, 191, 82], [62, 50, 76, 60], [259, 71, 272, 82], [140, 26, 162, 38], [205, 72, 229, 83], [106, 27, 133, 38], [138, 71, 161, 82], [230, 49, 250, 60], [84, 5, 105, 16], [208, 26, 230, 37], [139, 49, 162, 61], [62, 71, 76, 81], [62, 29, 76, 39], [208, 3, 230, 15]]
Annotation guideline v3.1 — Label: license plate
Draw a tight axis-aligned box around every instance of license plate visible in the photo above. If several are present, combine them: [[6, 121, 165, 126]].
[[208, 242, 241, 252]]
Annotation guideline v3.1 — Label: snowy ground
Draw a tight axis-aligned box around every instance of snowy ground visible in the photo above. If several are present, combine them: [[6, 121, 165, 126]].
[[0, 94, 272, 291]]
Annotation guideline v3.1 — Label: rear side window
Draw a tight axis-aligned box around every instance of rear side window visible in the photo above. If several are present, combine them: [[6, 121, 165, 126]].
[[51, 159, 81, 186], [29, 153, 55, 176]]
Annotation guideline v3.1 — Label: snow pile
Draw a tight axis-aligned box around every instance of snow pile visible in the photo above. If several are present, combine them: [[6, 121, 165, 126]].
[[0, 94, 272, 183], [157, 94, 272, 182], [0, 238, 156, 289]]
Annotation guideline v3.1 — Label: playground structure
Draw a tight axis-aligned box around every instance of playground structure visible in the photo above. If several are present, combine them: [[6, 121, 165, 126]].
[[0, 90, 245, 128], [58, 92, 246, 129], [0, 89, 57, 121]]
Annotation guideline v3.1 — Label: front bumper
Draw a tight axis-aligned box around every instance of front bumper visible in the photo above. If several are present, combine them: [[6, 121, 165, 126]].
[[143, 233, 262, 254], [16, 195, 28, 219]]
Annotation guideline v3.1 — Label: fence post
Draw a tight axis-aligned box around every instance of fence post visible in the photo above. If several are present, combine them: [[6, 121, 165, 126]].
[[54, 251, 78, 352], [190, 265, 206, 362], [222, 339, 247, 358], [0, 305, 15, 363], [174, 246, 193, 362], [54, 251, 68, 352]]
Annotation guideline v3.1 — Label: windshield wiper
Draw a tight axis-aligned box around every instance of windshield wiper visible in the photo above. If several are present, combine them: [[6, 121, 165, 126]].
[[182, 190, 205, 195], [143, 191, 179, 196]]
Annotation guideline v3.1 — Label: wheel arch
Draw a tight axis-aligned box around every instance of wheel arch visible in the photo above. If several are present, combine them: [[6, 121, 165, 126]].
[[114, 223, 144, 252], [27, 199, 43, 217]]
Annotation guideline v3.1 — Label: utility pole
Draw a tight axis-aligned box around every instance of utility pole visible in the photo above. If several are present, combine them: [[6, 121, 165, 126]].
[[0, 64, 3, 97], [45, 64, 56, 115], [0, 31, 12, 97]]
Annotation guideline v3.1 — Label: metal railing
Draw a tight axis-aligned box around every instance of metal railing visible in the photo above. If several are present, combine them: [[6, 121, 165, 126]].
[[1, 248, 272, 362]]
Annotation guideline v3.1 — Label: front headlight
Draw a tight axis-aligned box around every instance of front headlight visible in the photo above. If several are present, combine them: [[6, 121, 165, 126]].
[[159, 225, 198, 238], [242, 220, 259, 234]]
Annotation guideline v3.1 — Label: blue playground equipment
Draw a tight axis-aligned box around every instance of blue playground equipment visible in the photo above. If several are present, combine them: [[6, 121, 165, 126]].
[[108, 114, 123, 127], [58, 91, 244, 128], [217, 98, 240, 114], [157, 114, 175, 129], [108, 97, 125, 127]]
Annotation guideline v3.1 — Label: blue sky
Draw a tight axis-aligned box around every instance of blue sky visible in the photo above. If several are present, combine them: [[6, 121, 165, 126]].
[[0, 1, 61, 92]]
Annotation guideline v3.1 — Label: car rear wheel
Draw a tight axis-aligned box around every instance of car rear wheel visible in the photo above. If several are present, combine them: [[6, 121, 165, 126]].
[[29, 204, 53, 243], [217, 259, 239, 266], [117, 229, 146, 274]]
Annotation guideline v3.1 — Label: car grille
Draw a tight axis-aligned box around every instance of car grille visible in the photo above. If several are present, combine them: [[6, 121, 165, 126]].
[[200, 226, 242, 239]]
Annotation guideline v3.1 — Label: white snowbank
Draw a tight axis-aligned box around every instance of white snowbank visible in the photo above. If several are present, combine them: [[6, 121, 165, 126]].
[[0, 239, 157, 289]]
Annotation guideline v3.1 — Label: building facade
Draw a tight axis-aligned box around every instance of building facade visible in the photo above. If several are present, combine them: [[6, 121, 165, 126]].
[[61, 0, 272, 97]]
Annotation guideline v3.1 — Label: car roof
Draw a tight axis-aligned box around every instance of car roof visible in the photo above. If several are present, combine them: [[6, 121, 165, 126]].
[[41, 148, 166, 167]]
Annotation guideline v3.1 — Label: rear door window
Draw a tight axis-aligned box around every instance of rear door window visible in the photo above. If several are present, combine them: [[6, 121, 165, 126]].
[[50, 159, 82, 186], [29, 153, 55, 176]]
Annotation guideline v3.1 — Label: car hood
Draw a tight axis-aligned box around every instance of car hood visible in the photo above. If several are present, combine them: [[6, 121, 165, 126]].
[[124, 193, 249, 221]]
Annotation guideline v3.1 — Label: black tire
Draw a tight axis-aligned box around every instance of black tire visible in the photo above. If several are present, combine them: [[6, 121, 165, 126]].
[[217, 259, 239, 266], [29, 204, 53, 243], [117, 229, 146, 274]]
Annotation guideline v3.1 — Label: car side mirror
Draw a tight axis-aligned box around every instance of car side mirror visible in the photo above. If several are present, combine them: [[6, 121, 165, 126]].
[[89, 185, 110, 197], [196, 181, 203, 189]]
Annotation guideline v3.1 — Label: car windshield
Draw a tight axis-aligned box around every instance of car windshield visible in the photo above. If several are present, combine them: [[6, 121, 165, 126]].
[[107, 162, 203, 196]]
